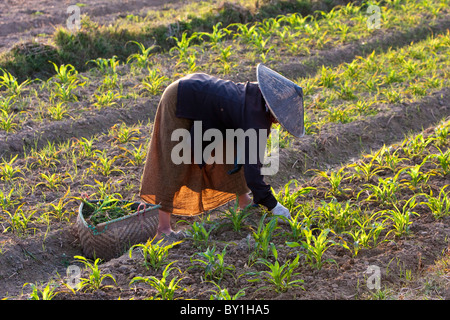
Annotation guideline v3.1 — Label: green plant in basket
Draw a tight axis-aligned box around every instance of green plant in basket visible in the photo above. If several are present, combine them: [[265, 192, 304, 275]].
[[81, 194, 135, 226]]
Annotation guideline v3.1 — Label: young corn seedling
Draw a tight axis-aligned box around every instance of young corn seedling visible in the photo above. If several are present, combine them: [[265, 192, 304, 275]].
[[251, 214, 278, 261], [272, 179, 315, 213], [420, 185, 450, 219], [126, 42, 157, 69], [316, 199, 357, 233], [88, 56, 120, 75], [141, 68, 169, 95], [285, 204, 318, 241], [275, 25, 296, 46], [184, 220, 215, 249], [297, 77, 318, 96], [92, 90, 121, 109], [198, 22, 231, 48], [130, 261, 184, 300], [50, 62, 83, 85], [50, 79, 82, 102], [3, 204, 36, 237], [109, 122, 140, 144], [250, 33, 273, 56], [23, 281, 60, 300], [314, 167, 350, 198], [401, 161, 432, 191], [98, 73, 119, 91], [0, 188, 19, 211], [216, 45, 234, 74], [247, 243, 304, 293], [325, 105, 355, 124], [287, 227, 338, 270], [36, 172, 63, 191], [384, 88, 403, 103], [47, 101, 69, 120], [315, 30, 332, 49], [89, 150, 123, 177], [431, 122, 449, 147], [130, 236, 182, 271], [73, 255, 116, 292], [400, 133, 431, 159], [319, 65, 337, 88], [0, 109, 19, 133], [0, 95, 15, 113], [0, 155, 23, 182], [218, 198, 254, 233], [0, 68, 31, 96], [119, 143, 146, 166], [83, 178, 123, 199], [277, 12, 309, 30], [344, 213, 385, 257], [353, 100, 378, 116], [288, 39, 311, 56], [428, 147, 450, 176], [28, 141, 61, 169], [370, 145, 406, 172], [189, 245, 235, 284], [382, 197, 419, 238], [230, 22, 258, 44], [337, 80, 357, 100], [74, 136, 95, 158], [364, 74, 382, 92], [349, 148, 388, 182], [47, 187, 72, 222], [358, 173, 402, 207], [407, 80, 428, 97], [208, 282, 246, 300], [257, 17, 281, 37], [184, 53, 199, 73], [169, 32, 199, 66]]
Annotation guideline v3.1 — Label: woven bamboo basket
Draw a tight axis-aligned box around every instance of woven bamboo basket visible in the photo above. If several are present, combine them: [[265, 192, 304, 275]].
[[77, 200, 160, 260]]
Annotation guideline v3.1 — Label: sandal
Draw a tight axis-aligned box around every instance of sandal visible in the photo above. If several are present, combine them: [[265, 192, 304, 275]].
[[159, 230, 186, 244]]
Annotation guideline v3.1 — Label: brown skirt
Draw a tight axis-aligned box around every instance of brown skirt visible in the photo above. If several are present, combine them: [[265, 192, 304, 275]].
[[139, 80, 249, 216]]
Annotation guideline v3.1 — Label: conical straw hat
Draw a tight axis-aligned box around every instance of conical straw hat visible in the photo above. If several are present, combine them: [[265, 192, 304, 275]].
[[256, 63, 305, 138]]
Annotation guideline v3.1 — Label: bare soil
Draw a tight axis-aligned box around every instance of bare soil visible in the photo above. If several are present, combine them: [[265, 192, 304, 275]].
[[0, 0, 184, 53], [1, 86, 448, 300], [0, 0, 449, 303]]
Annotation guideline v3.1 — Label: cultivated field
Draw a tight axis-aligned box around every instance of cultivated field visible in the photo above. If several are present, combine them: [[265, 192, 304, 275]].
[[0, 0, 449, 301]]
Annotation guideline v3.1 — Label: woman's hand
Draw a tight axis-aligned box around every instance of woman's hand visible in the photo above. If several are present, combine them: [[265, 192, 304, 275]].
[[271, 202, 291, 220]]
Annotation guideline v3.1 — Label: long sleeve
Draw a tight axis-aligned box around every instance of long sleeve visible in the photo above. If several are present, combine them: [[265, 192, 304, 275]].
[[239, 83, 278, 211], [243, 154, 278, 210]]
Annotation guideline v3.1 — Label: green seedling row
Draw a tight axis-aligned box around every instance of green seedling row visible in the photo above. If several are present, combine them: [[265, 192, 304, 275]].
[[0, 0, 449, 300], [0, 0, 449, 136]]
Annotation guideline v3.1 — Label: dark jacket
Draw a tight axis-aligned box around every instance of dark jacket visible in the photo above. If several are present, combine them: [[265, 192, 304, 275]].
[[175, 73, 278, 210]]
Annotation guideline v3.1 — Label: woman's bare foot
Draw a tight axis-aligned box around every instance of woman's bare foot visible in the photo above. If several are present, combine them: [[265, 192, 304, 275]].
[[238, 193, 253, 209], [155, 209, 173, 240]]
